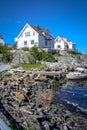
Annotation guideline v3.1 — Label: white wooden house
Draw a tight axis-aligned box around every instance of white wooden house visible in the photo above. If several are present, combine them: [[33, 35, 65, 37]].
[[54, 36, 76, 51], [15, 23, 54, 49]]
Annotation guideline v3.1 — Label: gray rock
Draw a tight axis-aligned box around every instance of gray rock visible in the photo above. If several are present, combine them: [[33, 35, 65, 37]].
[[41, 121, 50, 130], [12, 50, 35, 65]]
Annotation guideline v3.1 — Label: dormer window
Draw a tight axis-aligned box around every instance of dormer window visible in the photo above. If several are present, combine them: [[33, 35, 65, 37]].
[[25, 32, 30, 36]]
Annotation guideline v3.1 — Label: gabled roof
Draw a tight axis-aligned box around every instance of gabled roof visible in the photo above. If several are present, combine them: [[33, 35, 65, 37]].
[[60, 36, 68, 44], [55, 36, 75, 44], [31, 25, 43, 36], [17, 23, 54, 39], [17, 23, 30, 38], [17, 23, 45, 38]]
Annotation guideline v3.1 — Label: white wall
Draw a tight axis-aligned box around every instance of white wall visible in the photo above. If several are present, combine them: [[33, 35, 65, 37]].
[[54, 37, 65, 50], [15, 25, 39, 49], [68, 42, 76, 51], [15, 24, 55, 49], [54, 37, 76, 51]]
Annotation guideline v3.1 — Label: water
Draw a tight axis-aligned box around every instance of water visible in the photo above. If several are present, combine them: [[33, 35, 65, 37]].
[[55, 80, 87, 110]]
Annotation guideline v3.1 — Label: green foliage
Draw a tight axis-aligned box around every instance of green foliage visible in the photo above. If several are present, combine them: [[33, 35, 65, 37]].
[[54, 53, 62, 57], [4, 72, 12, 77], [3, 52, 11, 62], [29, 46, 41, 60], [21, 62, 42, 69], [13, 43, 17, 49], [27, 55, 36, 64], [22, 47, 29, 51], [28, 117, 37, 124], [9, 124, 26, 130], [9, 124, 17, 130], [41, 50, 56, 62], [0, 45, 12, 62], [29, 46, 56, 62], [0, 45, 8, 53]]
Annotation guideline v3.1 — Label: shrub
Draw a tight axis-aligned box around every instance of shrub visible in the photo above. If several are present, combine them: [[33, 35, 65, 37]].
[[41, 51, 56, 62], [29, 46, 42, 61], [22, 47, 29, 51], [0, 45, 7, 53], [0, 45, 12, 62], [29, 46, 56, 62]]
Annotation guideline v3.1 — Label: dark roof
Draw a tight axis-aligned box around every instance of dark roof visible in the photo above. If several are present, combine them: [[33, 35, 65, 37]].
[[31, 25, 43, 36]]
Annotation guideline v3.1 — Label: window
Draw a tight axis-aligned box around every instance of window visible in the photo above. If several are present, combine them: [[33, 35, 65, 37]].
[[58, 39, 61, 43], [45, 41, 47, 46], [57, 45, 61, 48], [33, 32, 35, 36], [24, 41, 27, 46], [25, 32, 30, 36], [31, 40, 34, 44]]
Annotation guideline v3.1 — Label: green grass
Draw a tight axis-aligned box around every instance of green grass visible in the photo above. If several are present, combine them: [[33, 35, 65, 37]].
[[21, 62, 42, 69], [4, 72, 12, 77]]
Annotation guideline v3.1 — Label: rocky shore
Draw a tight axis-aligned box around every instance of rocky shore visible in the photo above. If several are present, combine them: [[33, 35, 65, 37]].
[[0, 70, 87, 130]]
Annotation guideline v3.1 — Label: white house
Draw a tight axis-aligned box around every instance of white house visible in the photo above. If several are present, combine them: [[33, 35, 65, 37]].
[[0, 34, 5, 45], [54, 36, 76, 51], [15, 23, 54, 49]]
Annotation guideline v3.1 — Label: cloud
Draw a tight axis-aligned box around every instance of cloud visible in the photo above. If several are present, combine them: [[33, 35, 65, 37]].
[[16, 21, 22, 24]]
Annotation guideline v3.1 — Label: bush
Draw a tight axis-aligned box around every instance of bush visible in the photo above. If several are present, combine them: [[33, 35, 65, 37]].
[[0, 45, 12, 62], [41, 50, 56, 62], [29, 46, 56, 62], [29, 46, 42, 61], [0, 45, 7, 53], [22, 47, 29, 51]]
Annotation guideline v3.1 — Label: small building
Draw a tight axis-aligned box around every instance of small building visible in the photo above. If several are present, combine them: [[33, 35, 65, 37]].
[[15, 23, 54, 49], [0, 33, 5, 45], [54, 36, 76, 51]]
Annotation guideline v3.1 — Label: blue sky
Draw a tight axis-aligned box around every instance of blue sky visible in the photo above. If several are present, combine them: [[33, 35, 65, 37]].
[[0, 0, 87, 53]]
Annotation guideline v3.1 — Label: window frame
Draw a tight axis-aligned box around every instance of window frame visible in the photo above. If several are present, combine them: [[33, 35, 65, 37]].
[[24, 41, 27, 46], [57, 45, 61, 48], [25, 32, 30, 37], [31, 40, 34, 45]]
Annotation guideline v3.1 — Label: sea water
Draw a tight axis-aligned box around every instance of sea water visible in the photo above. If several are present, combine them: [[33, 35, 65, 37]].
[[55, 80, 87, 110]]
